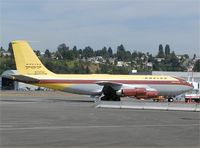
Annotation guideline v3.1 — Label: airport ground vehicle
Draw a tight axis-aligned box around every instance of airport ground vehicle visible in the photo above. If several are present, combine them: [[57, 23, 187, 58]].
[[185, 90, 200, 103], [185, 81, 200, 103]]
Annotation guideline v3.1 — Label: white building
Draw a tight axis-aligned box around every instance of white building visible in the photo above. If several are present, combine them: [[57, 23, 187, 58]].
[[1, 70, 47, 91]]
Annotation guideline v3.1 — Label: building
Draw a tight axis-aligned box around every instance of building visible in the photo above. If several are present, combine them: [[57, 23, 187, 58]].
[[1, 70, 44, 91]]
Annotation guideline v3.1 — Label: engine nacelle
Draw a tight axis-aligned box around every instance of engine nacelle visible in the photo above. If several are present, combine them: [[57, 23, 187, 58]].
[[136, 91, 158, 99], [116, 88, 146, 97]]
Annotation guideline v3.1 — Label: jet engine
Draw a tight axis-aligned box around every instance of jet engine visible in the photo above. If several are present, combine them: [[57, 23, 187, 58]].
[[136, 91, 158, 99], [116, 88, 146, 97], [116, 88, 158, 99]]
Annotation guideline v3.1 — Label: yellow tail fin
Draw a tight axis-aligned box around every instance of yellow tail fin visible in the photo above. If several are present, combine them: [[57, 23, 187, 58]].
[[11, 40, 54, 75]]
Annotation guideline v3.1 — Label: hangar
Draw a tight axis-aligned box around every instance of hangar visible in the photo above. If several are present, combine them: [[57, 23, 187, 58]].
[[1, 70, 18, 90], [1, 70, 41, 91]]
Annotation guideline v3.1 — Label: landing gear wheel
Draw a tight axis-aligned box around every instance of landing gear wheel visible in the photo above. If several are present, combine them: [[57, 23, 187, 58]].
[[168, 97, 174, 102]]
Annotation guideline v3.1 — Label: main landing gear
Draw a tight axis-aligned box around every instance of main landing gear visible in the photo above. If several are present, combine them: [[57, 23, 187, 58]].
[[100, 85, 121, 101], [167, 97, 174, 102]]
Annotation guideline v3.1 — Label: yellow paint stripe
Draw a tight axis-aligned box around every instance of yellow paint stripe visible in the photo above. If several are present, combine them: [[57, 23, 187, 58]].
[[31, 75, 177, 81]]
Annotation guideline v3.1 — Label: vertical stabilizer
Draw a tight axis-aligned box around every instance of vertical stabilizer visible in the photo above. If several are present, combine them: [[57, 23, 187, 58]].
[[11, 40, 54, 76]]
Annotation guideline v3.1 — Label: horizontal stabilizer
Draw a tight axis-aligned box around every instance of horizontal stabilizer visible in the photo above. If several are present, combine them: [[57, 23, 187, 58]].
[[12, 75, 39, 83]]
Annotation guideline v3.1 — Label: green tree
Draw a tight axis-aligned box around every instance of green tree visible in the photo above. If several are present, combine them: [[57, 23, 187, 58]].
[[183, 54, 189, 59], [125, 51, 132, 61], [108, 47, 113, 57], [8, 43, 15, 69], [82, 46, 94, 58], [43, 59, 54, 71], [44, 49, 51, 58], [34, 50, 41, 56], [157, 44, 165, 58], [193, 60, 200, 72], [78, 49, 82, 58], [0, 46, 5, 52], [72, 46, 78, 59], [132, 51, 137, 59], [57, 43, 69, 59], [165, 44, 170, 56], [117, 44, 126, 60], [192, 54, 196, 60], [101, 47, 108, 58]]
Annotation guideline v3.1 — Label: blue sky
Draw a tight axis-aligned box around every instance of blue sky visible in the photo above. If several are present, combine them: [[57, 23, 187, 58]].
[[0, 0, 199, 56]]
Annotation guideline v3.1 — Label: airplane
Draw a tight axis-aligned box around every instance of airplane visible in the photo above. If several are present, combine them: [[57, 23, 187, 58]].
[[10, 40, 193, 102]]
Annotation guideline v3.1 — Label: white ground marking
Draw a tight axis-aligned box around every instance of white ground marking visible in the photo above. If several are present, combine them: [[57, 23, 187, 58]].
[[0, 124, 199, 130]]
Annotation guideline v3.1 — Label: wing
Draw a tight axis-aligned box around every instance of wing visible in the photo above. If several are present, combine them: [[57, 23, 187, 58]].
[[95, 81, 123, 90], [95, 81, 158, 100]]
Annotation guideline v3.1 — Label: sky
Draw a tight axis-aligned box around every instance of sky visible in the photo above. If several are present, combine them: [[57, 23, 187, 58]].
[[0, 0, 199, 56]]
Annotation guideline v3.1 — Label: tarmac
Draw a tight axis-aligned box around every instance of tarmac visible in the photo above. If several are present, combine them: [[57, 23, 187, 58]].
[[96, 100, 200, 111], [0, 91, 199, 148]]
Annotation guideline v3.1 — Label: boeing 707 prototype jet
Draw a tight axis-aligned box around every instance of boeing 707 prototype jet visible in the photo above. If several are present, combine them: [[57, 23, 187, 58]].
[[11, 40, 193, 102]]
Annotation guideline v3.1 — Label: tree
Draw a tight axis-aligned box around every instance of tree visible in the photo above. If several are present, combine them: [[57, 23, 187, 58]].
[[183, 54, 189, 59], [192, 54, 196, 60], [8, 42, 15, 68], [117, 44, 126, 60], [132, 51, 137, 59], [165, 44, 170, 56], [193, 60, 200, 72], [0, 46, 5, 52], [44, 49, 51, 58], [157, 44, 165, 58], [169, 51, 179, 70], [82, 46, 94, 58], [78, 49, 82, 58], [57, 43, 69, 59], [148, 54, 154, 62], [101, 47, 108, 58], [58, 43, 68, 51], [43, 59, 54, 71], [7, 43, 13, 53], [34, 50, 41, 56], [125, 51, 132, 61], [108, 47, 113, 57], [72, 46, 78, 59]]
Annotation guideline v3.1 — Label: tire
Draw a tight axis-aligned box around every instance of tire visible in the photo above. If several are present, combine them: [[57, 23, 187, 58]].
[[168, 98, 174, 102]]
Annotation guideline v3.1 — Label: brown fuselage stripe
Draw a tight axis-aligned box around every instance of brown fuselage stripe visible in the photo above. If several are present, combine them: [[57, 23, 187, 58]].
[[38, 79, 192, 87]]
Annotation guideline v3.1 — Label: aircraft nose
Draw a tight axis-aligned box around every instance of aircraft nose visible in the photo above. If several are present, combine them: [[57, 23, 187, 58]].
[[186, 85, 193, 91], [178, 79, 193, 93], [185, 82, 193, 92]]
